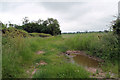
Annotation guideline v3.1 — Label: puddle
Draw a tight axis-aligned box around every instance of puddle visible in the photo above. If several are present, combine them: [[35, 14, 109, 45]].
[[65, 51, 102, 68], [73, 54, 100, 68], [64, 51, 117, 78]]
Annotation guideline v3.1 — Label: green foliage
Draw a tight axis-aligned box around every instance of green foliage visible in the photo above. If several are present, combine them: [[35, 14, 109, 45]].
[[0, 21, 7, 29], [112, 18, 120, 36], [29, 33, 52, 37], [16, 17, 61, 36], [101, 61, 118, 74], [105, 72, 111, 78], [96, 69, 99, 74]]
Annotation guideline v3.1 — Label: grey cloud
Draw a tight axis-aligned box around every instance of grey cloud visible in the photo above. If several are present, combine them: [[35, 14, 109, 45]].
[[0, 2, 25, 12], [39, 2, 85, 13], [0, 1, 118, 32]]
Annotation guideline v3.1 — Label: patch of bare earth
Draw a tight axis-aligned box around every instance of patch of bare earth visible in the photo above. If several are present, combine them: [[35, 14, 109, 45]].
[[27, 60, 47, 78], [26, 50, 47, 78], [86, 67, 106, 78], [36, 50, 45, 54]]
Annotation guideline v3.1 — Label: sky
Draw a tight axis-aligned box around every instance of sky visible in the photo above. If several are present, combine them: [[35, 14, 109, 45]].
[[0, 0, 119, 32]]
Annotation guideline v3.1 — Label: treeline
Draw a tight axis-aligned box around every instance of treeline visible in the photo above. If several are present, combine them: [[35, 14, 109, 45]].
[[62, 30, 109, 34], [1, 17, 61, 36]]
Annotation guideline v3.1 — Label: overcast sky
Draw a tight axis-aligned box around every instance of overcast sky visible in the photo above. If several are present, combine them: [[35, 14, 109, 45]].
[[0, 0, 119, 32]]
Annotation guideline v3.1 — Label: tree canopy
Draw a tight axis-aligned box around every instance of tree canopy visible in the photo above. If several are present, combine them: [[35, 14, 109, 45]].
[[15, 17, 61, 36], [112, 18, 120, 36]]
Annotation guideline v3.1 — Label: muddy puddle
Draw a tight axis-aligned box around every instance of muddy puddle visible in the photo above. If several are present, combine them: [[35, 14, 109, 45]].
[[64, 51, 117, 78], [65, 51, 102, 68], [73, 54, 100, 68]]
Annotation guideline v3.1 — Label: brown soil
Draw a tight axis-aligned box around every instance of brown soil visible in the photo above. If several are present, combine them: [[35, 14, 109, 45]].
[[28, 60, 47, 78], [36, 51, 45, 54], [86, 67, 106, 78], [36, 60, 47, 66]]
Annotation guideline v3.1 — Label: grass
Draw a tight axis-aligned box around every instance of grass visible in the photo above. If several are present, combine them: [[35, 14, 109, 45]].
[[33, 63, 90, 78], [63, 33, 119, 76], [64, 33, 119, 61], [2, 32, 119, 78], [2, 35, 90, 78], [2, 27, 29, 37], [29, 33, 52, 37]]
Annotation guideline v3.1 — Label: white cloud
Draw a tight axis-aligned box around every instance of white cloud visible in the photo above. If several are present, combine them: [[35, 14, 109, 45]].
[[0, 0, 119, 32]]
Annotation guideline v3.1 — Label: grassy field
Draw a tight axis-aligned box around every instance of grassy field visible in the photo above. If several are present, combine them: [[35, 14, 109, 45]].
[[2, 32, 119, 78]]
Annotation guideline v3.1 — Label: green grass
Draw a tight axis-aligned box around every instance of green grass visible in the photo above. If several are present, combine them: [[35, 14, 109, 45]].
[[64, 33, 119, 61], [63, 33, 119, 76], [33, 63, 90, 78], [2, 32, 119, 78], [2, 35, 90, 78]]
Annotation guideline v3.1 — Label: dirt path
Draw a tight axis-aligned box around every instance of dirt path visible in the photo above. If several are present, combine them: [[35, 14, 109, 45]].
[[28, 50, 117, 78], [26, 50, 47, 78]]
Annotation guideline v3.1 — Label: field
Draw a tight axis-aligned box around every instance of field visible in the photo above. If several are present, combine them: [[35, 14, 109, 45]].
[[2, 32, 119, 78]]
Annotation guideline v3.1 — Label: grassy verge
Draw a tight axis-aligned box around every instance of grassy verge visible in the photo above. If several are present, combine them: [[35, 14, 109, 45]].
[[33, 63, 90, 78], [2, 35, 90, 78]]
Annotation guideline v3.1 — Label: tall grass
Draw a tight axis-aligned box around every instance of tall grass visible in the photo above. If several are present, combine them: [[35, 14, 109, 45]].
[[64, 33, 119, 61], [2, 35, 90, 78], [2, 36, 35, 78], [2, 32, 118, 78], [33, 63, 90, 78], [64, 33, 119, 75]]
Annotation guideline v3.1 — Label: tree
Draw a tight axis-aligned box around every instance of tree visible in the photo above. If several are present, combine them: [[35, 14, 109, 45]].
[[0, 21, 7, 29], [104, 30, 109, 33], [37, 19, 43, 25], [22, 17, 29, 25], [15, 17, 61, 36], [112, 18, 120, 36], [46, 18, 61, 35]]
